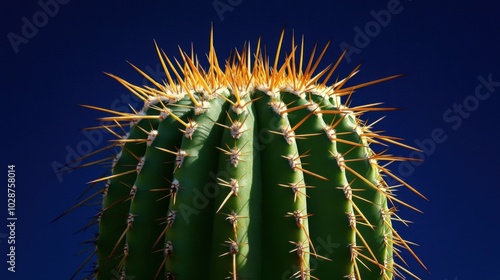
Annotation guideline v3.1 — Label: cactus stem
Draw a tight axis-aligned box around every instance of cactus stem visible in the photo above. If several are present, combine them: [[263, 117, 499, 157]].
[[117, 243, 129, 270], [282, 153, 329, 181], [65, 28, 430, 279], [289, 240, 315, 280], [349, 196, 375, 230], [336, 157, 378, 191], [353, 227, 379, 264], [291, 110, 315, 132], [165, 178, 179, 204], [221, 90, 262, 115], [350, 243, 378, 272], [107, 221, 133, 262], [153, 241, 174, 280], [179, 118, 198, 139], [223, 210, 248, 238], [278, 181, 312, 203], [219, 238, 246, 280], [152, 212, 176, 250], [280, 124, 298, 144], [216, 177, 242, 213], [216, 141, 248, 167], [279, 103, 311, 114], [286, 211, 320, 257], [214, 110, 250, 139], [154, 146, 185, 160]]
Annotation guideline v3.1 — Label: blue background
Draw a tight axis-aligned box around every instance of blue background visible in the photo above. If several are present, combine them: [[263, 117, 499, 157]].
[[1, 0, 499, 279]]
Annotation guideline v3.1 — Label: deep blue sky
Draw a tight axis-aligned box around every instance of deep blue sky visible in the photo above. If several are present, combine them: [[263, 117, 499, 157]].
[[1, 0, 499, 279]]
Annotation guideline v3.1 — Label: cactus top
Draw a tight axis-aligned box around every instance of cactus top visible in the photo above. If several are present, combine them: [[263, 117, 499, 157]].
[[75, 28, 428, 280]]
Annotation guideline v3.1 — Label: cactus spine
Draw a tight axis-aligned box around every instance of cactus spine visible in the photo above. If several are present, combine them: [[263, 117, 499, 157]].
[[79, 29, 427, 279]]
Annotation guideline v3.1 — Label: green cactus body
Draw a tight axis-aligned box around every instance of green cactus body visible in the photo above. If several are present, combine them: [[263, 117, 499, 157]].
[[80, 30, 427, 280]]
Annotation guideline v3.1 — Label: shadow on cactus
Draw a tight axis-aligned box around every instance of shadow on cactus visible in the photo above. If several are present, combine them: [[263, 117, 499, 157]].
[[63, 28, 429, 279]]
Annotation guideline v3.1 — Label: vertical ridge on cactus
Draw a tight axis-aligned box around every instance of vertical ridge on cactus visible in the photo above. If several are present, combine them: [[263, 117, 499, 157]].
[[71, 28, 428, 279]]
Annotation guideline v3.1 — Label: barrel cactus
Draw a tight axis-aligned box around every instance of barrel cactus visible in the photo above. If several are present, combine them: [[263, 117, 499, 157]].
[[76, 29, 427, 279]]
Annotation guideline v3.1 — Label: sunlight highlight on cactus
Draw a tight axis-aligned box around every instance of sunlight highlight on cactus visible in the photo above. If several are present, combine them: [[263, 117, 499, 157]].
[[73, 28, 428, 279]]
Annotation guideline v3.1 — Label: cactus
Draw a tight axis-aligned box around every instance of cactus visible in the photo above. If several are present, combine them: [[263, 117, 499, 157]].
[[76, 29, 427, 279]]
